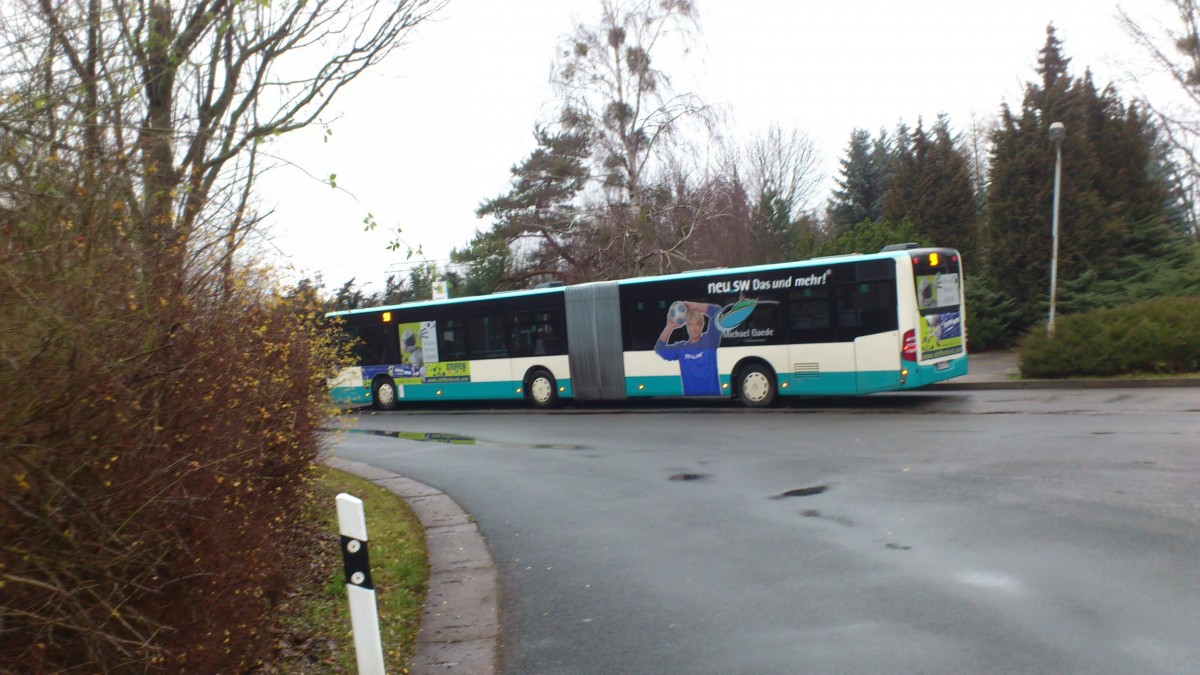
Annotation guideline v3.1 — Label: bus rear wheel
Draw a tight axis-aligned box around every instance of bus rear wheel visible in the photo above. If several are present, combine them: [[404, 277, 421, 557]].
[[737, 364, 776, 408], [526, 369, 558, 409], [372, 376, 399, 411]]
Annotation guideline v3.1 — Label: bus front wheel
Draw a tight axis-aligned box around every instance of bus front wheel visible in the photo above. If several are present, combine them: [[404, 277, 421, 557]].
[[372, 376, 399, 411], [526, 369, 558, 409], [737, 364, 776, 408]]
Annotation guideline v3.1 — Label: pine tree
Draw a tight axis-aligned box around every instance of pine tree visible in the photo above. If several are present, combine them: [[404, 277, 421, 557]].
[[452, 109, 592, 293], [883, 116, 980, 262], [984, 24, 1189, 340], [828, 129, 893, 233]]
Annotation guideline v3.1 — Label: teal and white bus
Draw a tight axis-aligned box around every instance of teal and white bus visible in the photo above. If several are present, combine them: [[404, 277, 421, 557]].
[[327, 245, 967, 409]]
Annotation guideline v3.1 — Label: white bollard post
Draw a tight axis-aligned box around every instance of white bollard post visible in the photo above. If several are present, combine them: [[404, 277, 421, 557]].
[[336, 493, 386, 675]]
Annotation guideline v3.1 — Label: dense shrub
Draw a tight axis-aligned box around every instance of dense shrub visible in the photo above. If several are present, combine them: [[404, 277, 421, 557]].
[[1019, 297, 1200, 378], [0, 231, 340, 670]]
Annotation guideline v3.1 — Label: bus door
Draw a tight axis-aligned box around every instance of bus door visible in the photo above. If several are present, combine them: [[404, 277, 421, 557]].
[[837, 276, 902, 394]]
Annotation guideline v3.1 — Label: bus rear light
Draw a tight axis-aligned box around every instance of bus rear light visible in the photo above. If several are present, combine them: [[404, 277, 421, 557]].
[[902, 329, 917, 361]]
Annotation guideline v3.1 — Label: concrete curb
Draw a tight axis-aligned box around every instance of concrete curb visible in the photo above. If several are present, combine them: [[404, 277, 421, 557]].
[[322, 456, 499, 674], [932, 377, 1200, 390]]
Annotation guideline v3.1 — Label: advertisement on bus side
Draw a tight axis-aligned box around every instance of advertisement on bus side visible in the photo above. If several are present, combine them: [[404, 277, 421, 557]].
[[393, 320, 471, 384]]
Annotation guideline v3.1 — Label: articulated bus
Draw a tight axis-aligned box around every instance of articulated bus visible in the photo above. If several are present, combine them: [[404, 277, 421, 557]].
[[327, 245, 967, 409]]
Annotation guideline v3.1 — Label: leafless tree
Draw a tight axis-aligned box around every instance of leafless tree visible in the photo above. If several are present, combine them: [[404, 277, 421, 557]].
[[0, 0, 447, 294], [1120, 0, 1200, 237], [740, 124, 823, 223], [553, 0, 716, 276]]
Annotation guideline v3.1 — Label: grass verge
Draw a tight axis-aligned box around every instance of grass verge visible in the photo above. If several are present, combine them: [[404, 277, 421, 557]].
[[257, 465, 429, 673]]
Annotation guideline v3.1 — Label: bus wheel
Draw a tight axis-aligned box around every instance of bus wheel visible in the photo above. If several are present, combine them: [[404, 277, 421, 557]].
[[372, 376, 399, 411], [526, 369, 558, 409], [737, 364, 776, 408]]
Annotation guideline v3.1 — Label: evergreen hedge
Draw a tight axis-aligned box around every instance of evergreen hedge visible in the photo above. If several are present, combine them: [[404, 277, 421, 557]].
[[1019, 297, 1200, 378]]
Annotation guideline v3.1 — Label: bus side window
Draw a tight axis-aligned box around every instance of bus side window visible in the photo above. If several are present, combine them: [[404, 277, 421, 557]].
[[787, 287, 834, 343], [439, 319, 467, 361], [468, 315, 509, 360], [508, 313, 533, 358], [625, 298, 668, 351], [506, 310, 560, 358], [835, 281, 897, 339], [536, 311, 562, 355], [352, 323, 401, 365]]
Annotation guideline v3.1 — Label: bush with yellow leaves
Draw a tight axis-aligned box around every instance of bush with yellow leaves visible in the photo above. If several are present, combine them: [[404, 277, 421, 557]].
[[1, 217, 343, 671]]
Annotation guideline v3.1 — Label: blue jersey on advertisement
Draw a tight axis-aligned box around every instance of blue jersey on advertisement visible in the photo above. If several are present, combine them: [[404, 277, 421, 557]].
[[655, 306, 722, 395]]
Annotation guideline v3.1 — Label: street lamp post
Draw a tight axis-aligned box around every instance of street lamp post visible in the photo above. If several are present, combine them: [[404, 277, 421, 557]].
[[1048, 121, 1065, 337]]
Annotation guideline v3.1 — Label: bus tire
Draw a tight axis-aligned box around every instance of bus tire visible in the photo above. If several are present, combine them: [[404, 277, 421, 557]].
[[372, 376, 399, 411], [737, 364, 777, 408], [526, 369, 558, 409]]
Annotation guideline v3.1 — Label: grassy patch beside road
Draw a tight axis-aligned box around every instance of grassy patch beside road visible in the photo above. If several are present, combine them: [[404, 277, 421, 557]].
[[259, 466, 429, 673]]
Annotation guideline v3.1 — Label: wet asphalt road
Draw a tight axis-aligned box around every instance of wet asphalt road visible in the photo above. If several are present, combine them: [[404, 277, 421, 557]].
[[333, 390, 1200, 674]]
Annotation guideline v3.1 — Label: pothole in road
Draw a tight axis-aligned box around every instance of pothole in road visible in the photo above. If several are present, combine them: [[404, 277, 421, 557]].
[[669, 473, 710, 482], [348, 429, 477, 444], [772, 484, 828, 499], [801, 509, 855, 528]]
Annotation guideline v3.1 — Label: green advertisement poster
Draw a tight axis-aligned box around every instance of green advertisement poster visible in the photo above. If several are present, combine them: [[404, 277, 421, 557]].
[[919, 311, 964, 359], [424, 361, 471, 383], [391, 320, 471, 384], [393, 321, 430, 384]]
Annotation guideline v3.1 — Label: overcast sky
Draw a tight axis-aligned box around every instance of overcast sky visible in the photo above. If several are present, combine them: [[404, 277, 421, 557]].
[[255, 0, 1177, 295]]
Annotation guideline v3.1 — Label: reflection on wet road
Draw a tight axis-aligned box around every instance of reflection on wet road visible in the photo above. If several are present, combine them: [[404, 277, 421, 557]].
[[344, 427, 587, 451]]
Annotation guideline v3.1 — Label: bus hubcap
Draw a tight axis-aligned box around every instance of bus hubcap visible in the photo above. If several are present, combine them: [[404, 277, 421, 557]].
[[743, 372, 769, 402], [531, 377, 552, 403], [377, 383, 395, 406]]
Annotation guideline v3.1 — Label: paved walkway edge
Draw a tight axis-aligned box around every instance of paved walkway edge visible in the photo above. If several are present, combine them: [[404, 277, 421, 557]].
[[322, 455, 500, 674], [931, 377, 1200, 390]]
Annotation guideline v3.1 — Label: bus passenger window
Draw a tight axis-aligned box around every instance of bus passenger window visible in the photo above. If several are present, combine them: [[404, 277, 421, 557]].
[[468, 315, 508, 360], [835, 281, 897, 339], [536, 320, 560, 355], [788, 287, 833, 343], [439, 320, 467, 361]]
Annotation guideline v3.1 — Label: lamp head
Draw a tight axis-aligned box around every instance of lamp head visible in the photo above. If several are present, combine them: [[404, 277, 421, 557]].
[[1048, 121, 1065, 143]]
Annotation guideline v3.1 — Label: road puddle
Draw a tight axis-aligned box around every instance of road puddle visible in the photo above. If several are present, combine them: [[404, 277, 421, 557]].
[[772, 485, 828, 499], [346, 428, 587, 450]]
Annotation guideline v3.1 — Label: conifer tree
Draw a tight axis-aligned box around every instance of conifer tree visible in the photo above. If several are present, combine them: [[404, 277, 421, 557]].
[[452, 109, 592, 292], [828, 129, 894, 233], [882, 116, 979, 262], [984, 24, 1187, 337]]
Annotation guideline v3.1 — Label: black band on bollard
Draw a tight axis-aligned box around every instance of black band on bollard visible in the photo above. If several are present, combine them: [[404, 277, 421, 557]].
[[340, 535, 374, 590]]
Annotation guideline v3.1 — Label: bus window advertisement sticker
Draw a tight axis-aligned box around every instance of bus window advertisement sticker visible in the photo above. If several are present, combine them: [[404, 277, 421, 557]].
[[919, 311, 963, 359], [418, 320, 439, 363], [394, 320, 438, 384], [917, 273, 960, 311]]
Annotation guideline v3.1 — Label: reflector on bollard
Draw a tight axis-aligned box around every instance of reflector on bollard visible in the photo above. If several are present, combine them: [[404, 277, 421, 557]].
[[336, 493, 386, 675]]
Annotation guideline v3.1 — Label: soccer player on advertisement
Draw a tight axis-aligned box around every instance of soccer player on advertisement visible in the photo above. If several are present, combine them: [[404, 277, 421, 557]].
[[655, 300, 723, 395]]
